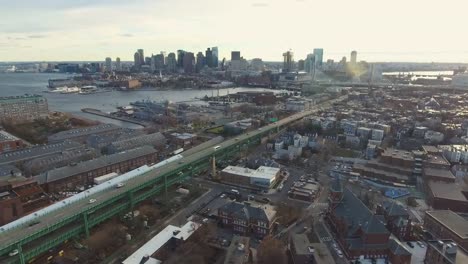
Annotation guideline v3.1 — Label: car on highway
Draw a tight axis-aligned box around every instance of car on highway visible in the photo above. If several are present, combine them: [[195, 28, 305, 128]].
[[116, 183, 125, 188], [88, 199, 97, 204], [9, 249, 19, 257]]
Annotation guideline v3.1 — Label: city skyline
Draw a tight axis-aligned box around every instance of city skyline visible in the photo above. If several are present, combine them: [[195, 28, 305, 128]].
[[1, 0, 468, 63]]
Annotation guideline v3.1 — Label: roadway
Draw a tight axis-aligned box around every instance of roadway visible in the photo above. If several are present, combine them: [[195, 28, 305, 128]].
[[0, 95, 346, 261]]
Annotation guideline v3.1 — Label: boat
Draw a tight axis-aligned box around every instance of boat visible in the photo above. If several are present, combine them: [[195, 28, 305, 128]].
[[79, 86, 98, 94], [46, 86, 80, 94]]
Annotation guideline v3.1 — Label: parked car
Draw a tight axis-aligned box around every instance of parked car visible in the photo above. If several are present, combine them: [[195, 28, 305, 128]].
[[88, 199, 97, 204], [406, 241, 414, 248], [116, 183, 125, 188], [9, 249, 19, 257]]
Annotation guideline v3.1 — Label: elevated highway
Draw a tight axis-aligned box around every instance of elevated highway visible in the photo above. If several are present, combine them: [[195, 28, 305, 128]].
[[0, 96, 346, 264]]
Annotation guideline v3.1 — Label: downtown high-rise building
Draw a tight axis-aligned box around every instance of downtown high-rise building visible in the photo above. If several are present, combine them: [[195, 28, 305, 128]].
[[177, 50, 185, 68], [350, 50, 357, 65], [212, 47, 219, 68], [304, 54, 315, 74], [137, 49, 145, 65], [183, 52, 195, 74], [282, 50, 294, 73], [134, 52, 142, 69], [105, 57, 112, 72], [166, 53, 177, 72], [151, 53, 165, 72], [231, 51, 241, 61], [115, 57, 121, 71], [205, 48, 213, 68], [196, 52, 205, 72], [313, 48, 324, 67]]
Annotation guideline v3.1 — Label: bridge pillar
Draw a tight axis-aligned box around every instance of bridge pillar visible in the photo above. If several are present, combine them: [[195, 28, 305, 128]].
[[83, 213, 90, 238], [164, 174, 168, 200], [128, 192, 135, 215], [17, 244, 25, 264]]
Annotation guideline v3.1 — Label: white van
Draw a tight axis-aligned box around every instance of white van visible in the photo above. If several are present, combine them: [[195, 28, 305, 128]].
[[231, 189, 240, 195]]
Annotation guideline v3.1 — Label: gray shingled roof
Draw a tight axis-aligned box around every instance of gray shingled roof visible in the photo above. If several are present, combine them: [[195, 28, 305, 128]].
[[382, 201, 409, 217], [0, 141, 83, 165], [35, 146, 156, 184], [388, 238, 412, 256], [48, 124, 121, 142], [220, 202, 270, 222], [334, 188, 388, 237]]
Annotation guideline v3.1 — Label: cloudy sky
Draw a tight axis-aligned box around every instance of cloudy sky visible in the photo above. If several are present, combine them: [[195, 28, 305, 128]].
[[0, 0, 467, 62]]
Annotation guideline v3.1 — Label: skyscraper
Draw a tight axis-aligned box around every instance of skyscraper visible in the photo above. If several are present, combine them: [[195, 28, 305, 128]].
[[137, 49, 145, 65], [350, 50, 357, 65], [282, 50, 294, 73], [166, 53, 177, 72], [196, 52, 205, 72], [297, 59, 305, 71], [212, 47, 219, 68], [177, 50, 185, 68], [205, 48, 213, 68], [115, 57, 121, 71], [304, 54, 315, 74], [313, 48, 324, 67], [155, 54, 165, 72], [105, 57, 112, 72], [231, 51, 241, 61], [134, 52, 141, 69], [183, 52, 195, 74]]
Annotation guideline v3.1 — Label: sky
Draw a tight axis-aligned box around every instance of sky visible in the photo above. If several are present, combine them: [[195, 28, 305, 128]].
[[0, 0, 467, 63]]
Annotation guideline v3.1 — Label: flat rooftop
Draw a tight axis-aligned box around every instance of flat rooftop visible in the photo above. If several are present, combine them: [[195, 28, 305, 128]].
[[123, 221, 201, 264], [222, 165, 280, 181], [381, 148, 414, 161], [422, 145, 441, 154], [426, 210, 468, 239], [424, 168, 455, 180], [425, 154, 450, 167], [427, 180, 468, 202]]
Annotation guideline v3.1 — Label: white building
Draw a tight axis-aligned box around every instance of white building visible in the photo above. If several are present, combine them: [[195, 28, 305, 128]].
[[424, 130, 444, 144], [221, 165, 280, 188], [439, 145, 468, 164], [452, 73, 468, 87], [285, 98, 314, 112], [371, 129, 385, 141], [123, 221, 201, 264]]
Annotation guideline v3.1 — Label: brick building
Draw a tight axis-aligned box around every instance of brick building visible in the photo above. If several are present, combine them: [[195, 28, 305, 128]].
[[425, 239, 468, 264], [424, 211, 468, 252], [218, 201, 276, 238], [326, 178, 412, 262], [289, 234, 335, 264], [0, 179, 49, 225], [35, 146, 157, 192], [353, 148, 416, 185], [376, 201, 413, 241], [425, 180, 468, 213], [0, 130, 24, 153]]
